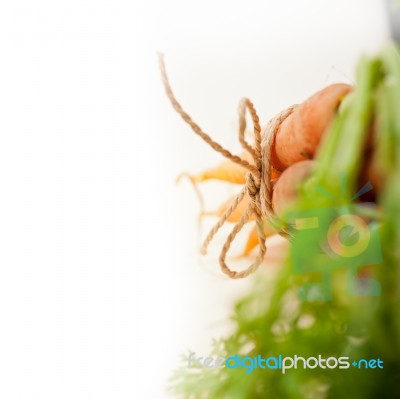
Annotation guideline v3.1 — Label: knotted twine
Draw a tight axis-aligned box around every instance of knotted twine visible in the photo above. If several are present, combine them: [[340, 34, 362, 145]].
[[159, 54, 295, 279]]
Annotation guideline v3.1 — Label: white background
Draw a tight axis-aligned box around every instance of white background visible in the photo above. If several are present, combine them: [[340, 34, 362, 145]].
[[0, 0, 389, 398]]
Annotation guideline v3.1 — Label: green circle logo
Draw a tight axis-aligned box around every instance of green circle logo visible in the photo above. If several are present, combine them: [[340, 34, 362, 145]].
[[327, 214, 370, 258]]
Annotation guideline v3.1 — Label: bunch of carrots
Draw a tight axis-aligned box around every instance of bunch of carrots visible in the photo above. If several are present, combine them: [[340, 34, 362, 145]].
[[160, 55, 385, 265], [178, 83, 370, 256]]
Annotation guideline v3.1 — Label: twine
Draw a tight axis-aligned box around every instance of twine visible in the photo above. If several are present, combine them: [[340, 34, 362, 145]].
[[159, 54, 294, 279]]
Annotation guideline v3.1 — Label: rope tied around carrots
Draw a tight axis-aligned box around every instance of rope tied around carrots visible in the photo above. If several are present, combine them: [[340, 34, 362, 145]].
[[159, 54, 294, 279]]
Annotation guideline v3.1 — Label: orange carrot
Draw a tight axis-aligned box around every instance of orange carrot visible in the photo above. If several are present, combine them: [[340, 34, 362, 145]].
[[242, 224, 275, 257], [273, 84, 352, 170], [185, 151, 252, 185], [272, 160, 316, 216], [201, 194, 254, 223], [242, 226, 259, 256]]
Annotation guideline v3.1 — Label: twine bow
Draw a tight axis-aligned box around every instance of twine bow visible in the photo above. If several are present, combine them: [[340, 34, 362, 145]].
[[159, 54, 294, 279]]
